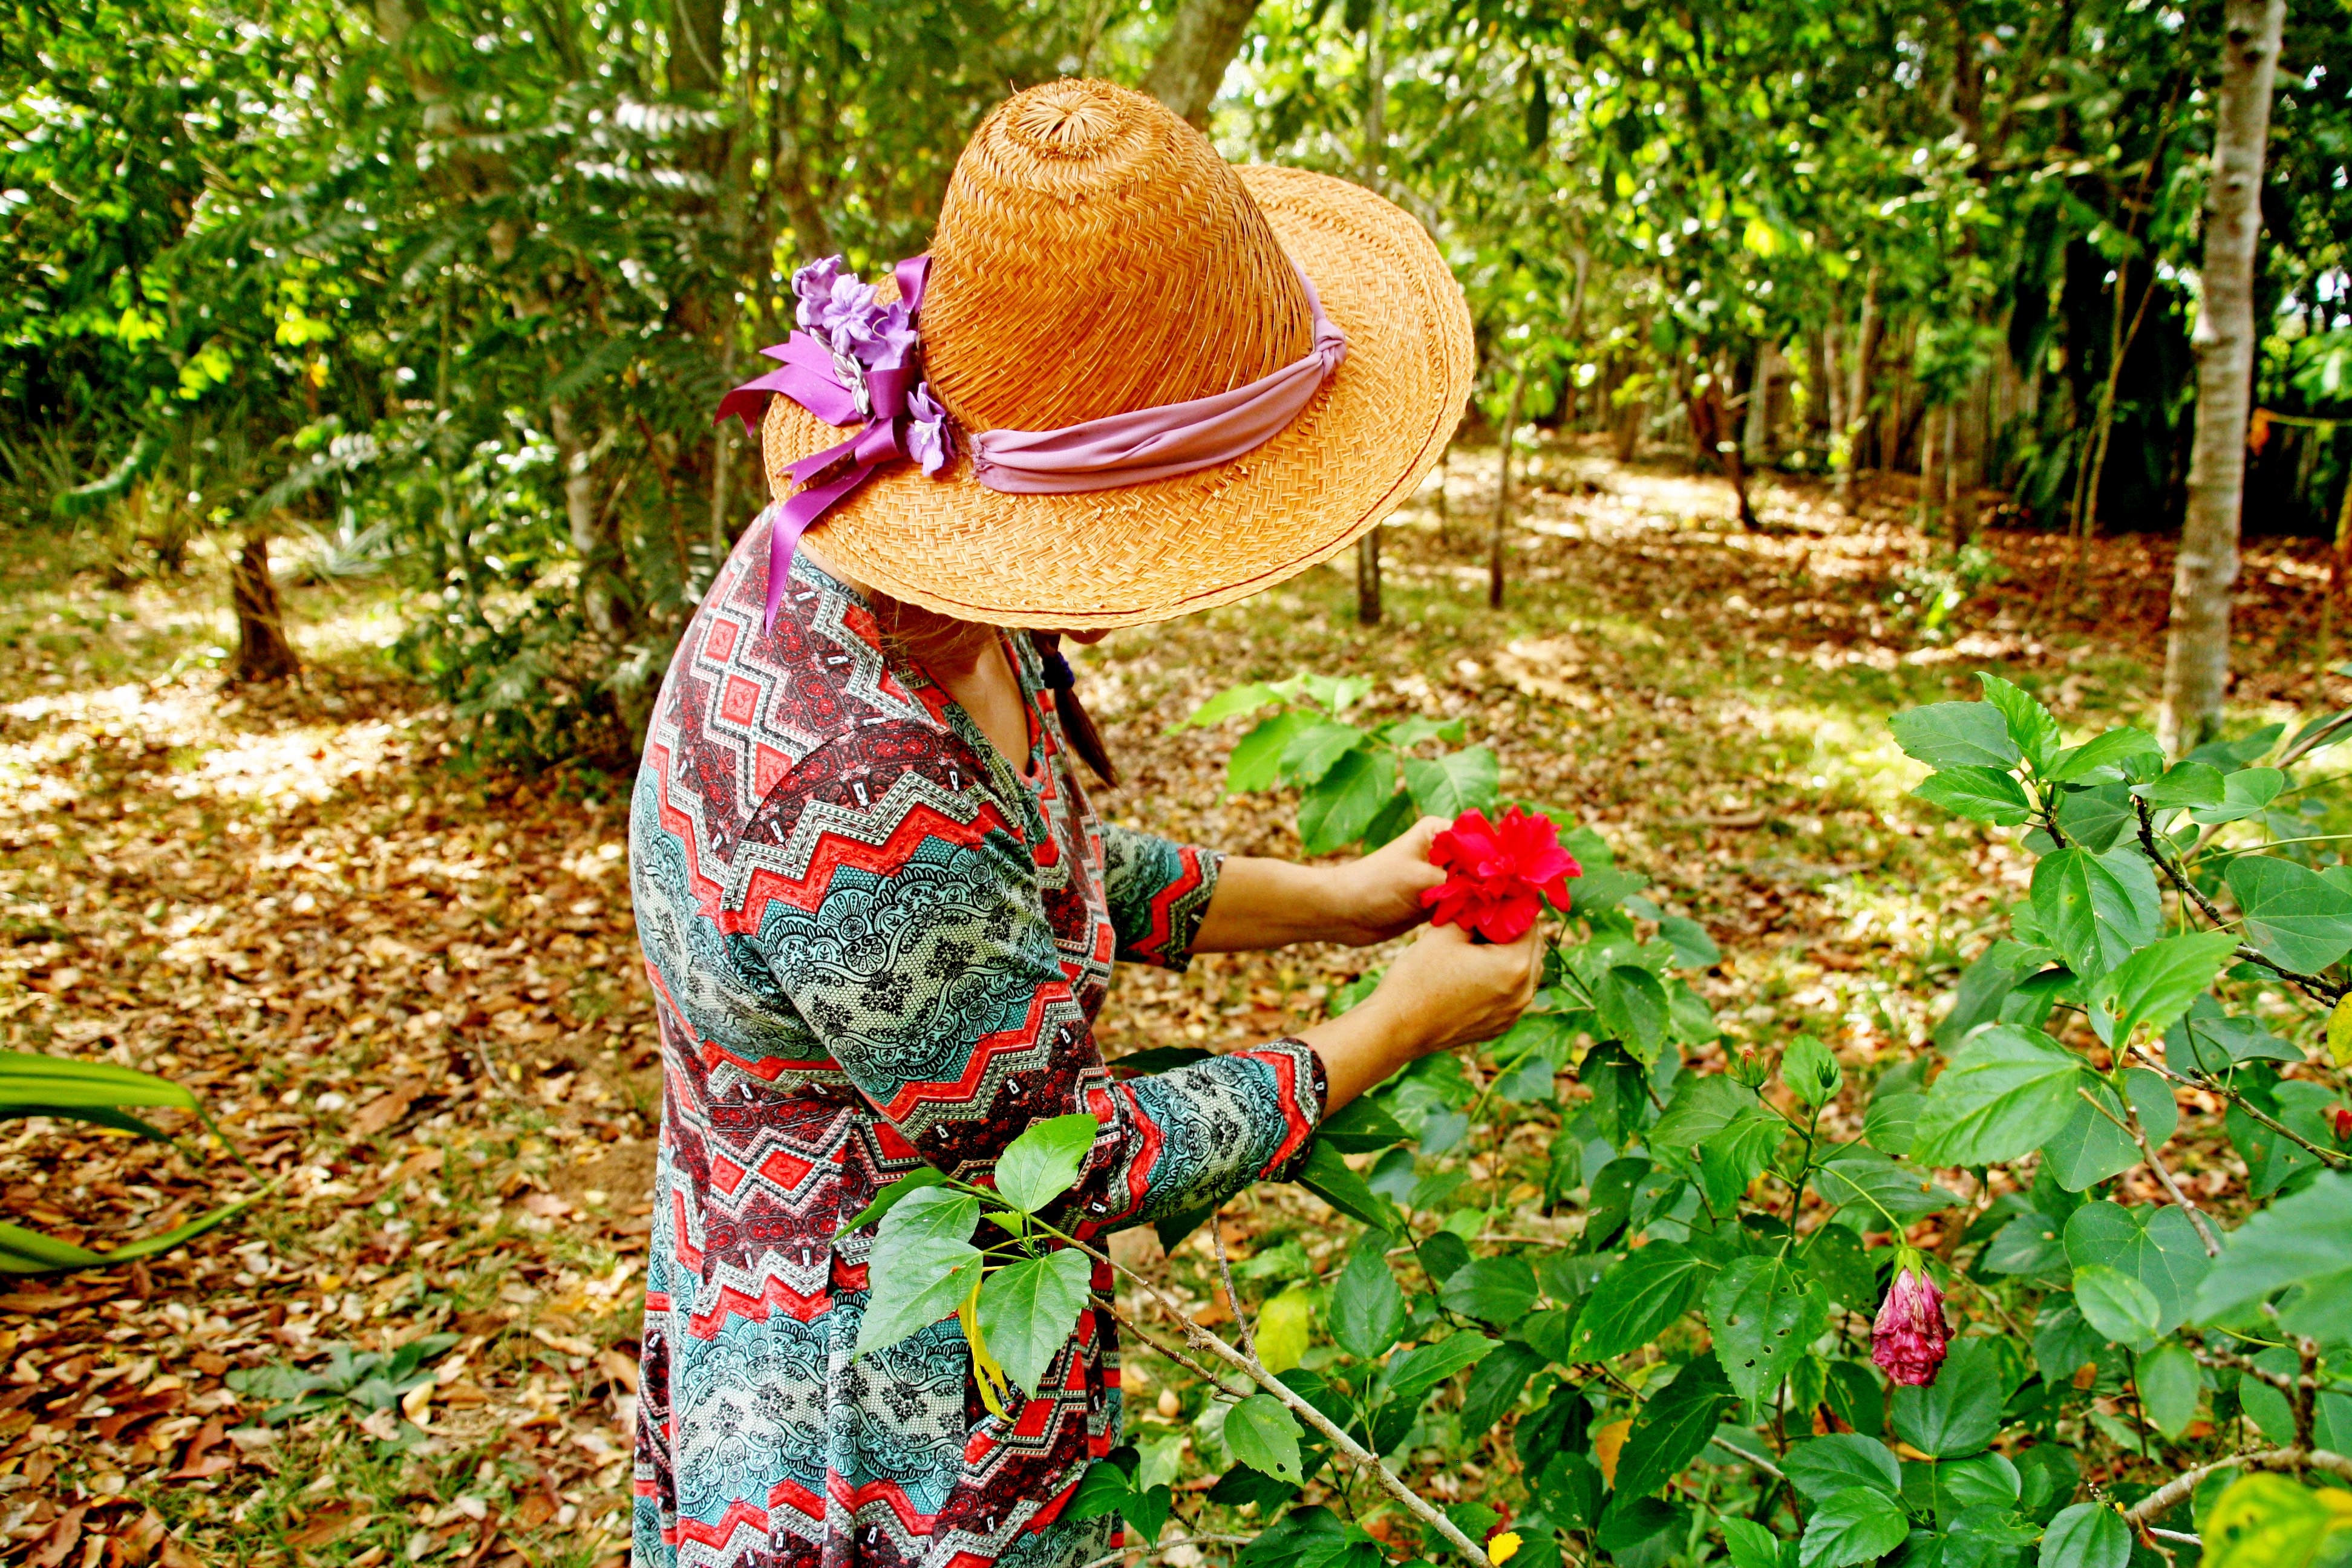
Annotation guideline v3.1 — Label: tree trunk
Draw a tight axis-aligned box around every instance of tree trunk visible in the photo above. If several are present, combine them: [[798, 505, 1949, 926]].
[[1918, 406, 1942, 535], [668, 0, 725, 94], [1356, 532, 1382, 625], [1840, 272, 1881, 495], [1490, 371, 1523, 609], [1140, 0, 1261, 128], [230, 529, 301, 685], [2160, 0, 2285, 754], [1944, 399, 1979, 548], [551, 401, 639, 645]]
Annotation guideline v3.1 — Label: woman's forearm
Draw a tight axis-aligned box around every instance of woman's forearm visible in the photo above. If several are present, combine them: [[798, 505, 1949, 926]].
[[1294, 993, 1429, 1112], [1191, 855, 1350, 952]]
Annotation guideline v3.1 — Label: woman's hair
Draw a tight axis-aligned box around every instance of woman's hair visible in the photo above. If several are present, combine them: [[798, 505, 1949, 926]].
[[866, 593, 1117, 787], [1029, 631, 1117, 788]]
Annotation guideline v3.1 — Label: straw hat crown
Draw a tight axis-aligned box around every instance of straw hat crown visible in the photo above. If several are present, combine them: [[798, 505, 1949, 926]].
[[920, 80, 1316, 434]]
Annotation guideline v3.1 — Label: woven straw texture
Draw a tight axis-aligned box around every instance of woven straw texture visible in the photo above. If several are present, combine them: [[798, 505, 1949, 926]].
[[761, 79, 1475, 629]]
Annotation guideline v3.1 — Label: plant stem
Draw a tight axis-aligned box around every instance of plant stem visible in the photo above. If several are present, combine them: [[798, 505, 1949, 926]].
[[1080, 1536, 1254, 1568], [1034, 1218, 1497, 1565], [1209, 1217, 1257, 1365], [2074, 1084, 2223, 1255], [2134, 798, 2350, 1003], [2129, 1045, 2352, 1170], [2123, 1448, 2352, 1524]]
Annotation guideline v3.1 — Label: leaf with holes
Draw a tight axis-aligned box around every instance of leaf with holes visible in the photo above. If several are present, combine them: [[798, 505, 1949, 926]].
[[1704, 1256, 1827, 1406]]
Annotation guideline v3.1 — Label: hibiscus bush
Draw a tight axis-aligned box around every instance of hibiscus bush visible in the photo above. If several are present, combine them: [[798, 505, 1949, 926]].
[[860, 670, 2352, 1568]]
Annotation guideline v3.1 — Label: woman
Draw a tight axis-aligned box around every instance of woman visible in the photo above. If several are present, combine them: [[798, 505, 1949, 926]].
[[627, 79, 1539, 1568]]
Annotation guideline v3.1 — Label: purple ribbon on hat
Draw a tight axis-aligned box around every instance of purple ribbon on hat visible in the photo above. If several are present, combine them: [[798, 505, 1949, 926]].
[[714, 252, 1347, 629]]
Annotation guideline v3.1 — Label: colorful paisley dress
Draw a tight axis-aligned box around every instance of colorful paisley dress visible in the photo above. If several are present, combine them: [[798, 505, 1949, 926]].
[[627, 517, 1330, 1568]]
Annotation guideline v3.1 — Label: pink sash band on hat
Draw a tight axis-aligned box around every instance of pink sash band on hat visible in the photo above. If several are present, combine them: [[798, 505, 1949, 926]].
[[965, 269, 1347, 493], [714, 253, 1347, 630]]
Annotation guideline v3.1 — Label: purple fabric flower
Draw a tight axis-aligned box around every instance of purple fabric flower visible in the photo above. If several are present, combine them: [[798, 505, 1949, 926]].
[[907, 383, 952, 477], [1872, 1266, 1950, 1387], [792, 256, 846, 333], [815, 274, 881, 347], [842, 298, 919, 372]]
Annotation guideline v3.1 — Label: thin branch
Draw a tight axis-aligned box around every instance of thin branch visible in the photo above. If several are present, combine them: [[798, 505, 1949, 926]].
[[1210, 1217, 1257, 1366], [1100, 1297, 1244, 1397], [2135, 798, 2350, 1004], [2130, 1045, 2352, 1171], [2124, 1449, 2352, 1524], [1082, 1536, 1253, 1568], [2074, 1085, 2223, 1256], [1040, 1220, 1493, 1565]]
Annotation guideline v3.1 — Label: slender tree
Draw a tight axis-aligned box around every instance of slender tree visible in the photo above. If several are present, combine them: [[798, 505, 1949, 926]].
[[1141, 0, 1261, 126], [2160, 0, 2288, 753]]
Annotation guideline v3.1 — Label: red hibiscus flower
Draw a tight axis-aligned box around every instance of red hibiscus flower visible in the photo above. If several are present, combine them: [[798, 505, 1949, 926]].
[[1872, 1264, 1950, 1387], [1421, 807, 1581, 944]]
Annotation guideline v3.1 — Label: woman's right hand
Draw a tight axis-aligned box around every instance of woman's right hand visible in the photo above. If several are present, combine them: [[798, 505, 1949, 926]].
[[1367, 918, 1541, 1056]]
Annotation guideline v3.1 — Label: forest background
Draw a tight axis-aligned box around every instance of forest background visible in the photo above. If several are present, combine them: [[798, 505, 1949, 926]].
[[7, 0, 2352, 1566]]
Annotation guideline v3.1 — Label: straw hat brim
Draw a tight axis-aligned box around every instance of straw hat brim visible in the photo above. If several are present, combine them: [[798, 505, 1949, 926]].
[[760, 166, 1475, 629]]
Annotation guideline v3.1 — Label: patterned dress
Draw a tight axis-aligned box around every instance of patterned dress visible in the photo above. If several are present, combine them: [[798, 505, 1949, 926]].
[[627, 517, 1330, 1568]]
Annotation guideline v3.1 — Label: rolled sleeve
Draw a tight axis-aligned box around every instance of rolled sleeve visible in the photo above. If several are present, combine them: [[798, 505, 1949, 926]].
[[1099, 823, 1221, 971]]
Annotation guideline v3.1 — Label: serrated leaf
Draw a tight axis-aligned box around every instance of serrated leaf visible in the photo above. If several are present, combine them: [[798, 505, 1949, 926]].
[[1782, 1033, 1843, 1107], [1783, 1434, 1901, 1503], [976, 1247, 1093, 1395], [2039, 1500, 2132, 1568], [1978, 674, 2062, 769], [1377, 1330, 1498, 1408], [1704, 1257, 1824, 1405], [1331, 1232, 1407, 1361], [1610, 1354, 1733, 1499], [1596, 965, 1669, 1063], [1797, 1486, 1909, 1568], [1890, 703, 2021, 771], [1912, 1025, 2089, 1167], [1404, 747, 1500, 818], [2047, 727, 2163, 783], [1440, 1255, 1539, 1325], [993, 1114, 1099, 1213], [2226, 855, 2352, 975], [2094, 931, 2239, 1044], [2132, 760, 2227, 809], [1566, 1243, 1708, 1362], [1230, 711, 1314, 793], [844, 1168, 950, 1233], [2030, 848, 2160, 982], [1224, 1393, 1304, 1484], [1889, 1338, 2011, 1459], [1812, 1143, 1961, 1220], [1658, 915, 1720, 967], [1913, 766, 2034, 825], [1182, 682, 1281, 731], [1281, 721, 1371, 785], [1297, 748, 1394, 854]]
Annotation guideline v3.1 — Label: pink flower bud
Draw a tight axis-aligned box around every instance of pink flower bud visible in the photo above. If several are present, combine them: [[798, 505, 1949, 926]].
[[1871, 1266, 1949, 1387]]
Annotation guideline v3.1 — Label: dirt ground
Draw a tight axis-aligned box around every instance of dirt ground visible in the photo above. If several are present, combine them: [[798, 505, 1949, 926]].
[[1, 440, 2342, 1565]]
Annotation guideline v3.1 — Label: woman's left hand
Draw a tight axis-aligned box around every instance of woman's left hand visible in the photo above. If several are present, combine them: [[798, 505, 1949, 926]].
[[1319, 815, 1451, 947]]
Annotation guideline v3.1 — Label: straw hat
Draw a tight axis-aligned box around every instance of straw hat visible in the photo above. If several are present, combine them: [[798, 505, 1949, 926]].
[[759, 78, 1474, 629]]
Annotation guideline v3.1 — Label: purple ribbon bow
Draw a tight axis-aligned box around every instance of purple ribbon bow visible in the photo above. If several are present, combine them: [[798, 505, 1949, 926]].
[[714, 253, 949, 630]]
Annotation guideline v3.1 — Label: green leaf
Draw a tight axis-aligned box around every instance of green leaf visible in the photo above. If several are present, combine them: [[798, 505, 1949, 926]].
[[1912, 1025, 2091, 1167], [843, 1168, 950, 1233], [1863, 1094, 1922, 1157], [1377, 1331, 1498, 1408], [1290, 1140, 1403, 1232], [1889, 1338, 2009, 1459], [1566, 1243, 1708, 1362], [1705, 1257, 1826, 1406], [2133, 760, 2227, 809], [2046, 727, 2163, 783], [2038, 1500, 2133, 1568], [1224, 1393, 1304, 1485], [1229, 711, 1315, 794], [1784, 1434, 1901, 1503], [1362, 789, 1420, 849], [2191, 766, 2286, 825], [1696, 1109, 1784, 1215], [0, 1051, 201, 1111], [2069, 1265, 2166, 1353], [2135, 1342, 2201, 1439], [1801, 1226, 1881, 1312], [2042, 1069, 2179, 1192], [1811, 1143, 1961, 1220], [976, 1247, 1093, 1395], [1596, 965, 1670, 1063], [1718, 1518, 1785, 1568], [1901, 1451, 2020, 1525], [2200, 1473, 2352, 1568], [1120, 1484, 1174, 1543], [1459, 1341, 1546, 1432], [1331, 1232, 1406, 1361], [1405, 748, 1501, 818], [1782, 1034, 1843, 1108], [1281, 721, 1372, 785], [1535, 1452, 1604, 1532], [1797, 1486, 1910, 1568], [993, 1114, 1099, 1213], [2189, 1171, 2352, 1336], [2030, 848, 2159, 982], [1065, 1457, 1135, 1522], [1890, 703, 2022, 771], [1658, 916, 1720, 968], [1182, 682, 1282, 730], [2064, 1201, 2210, 1333], [1913, 766, 2034, 825], [2095, 932, 2239, 1044], [854, 1218, 982, 1360], [1315, 1097, 1409, 1155], [1440, 1256, 1539, 1325], [1611, 1354, 1734, 1499], [1978, 674, 2062, 770], [2226, 856, 2352, 975], [0, 1195, 258, 1276], [1297, 748, 1395, 854], [2052, 783, 2136, 852]]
